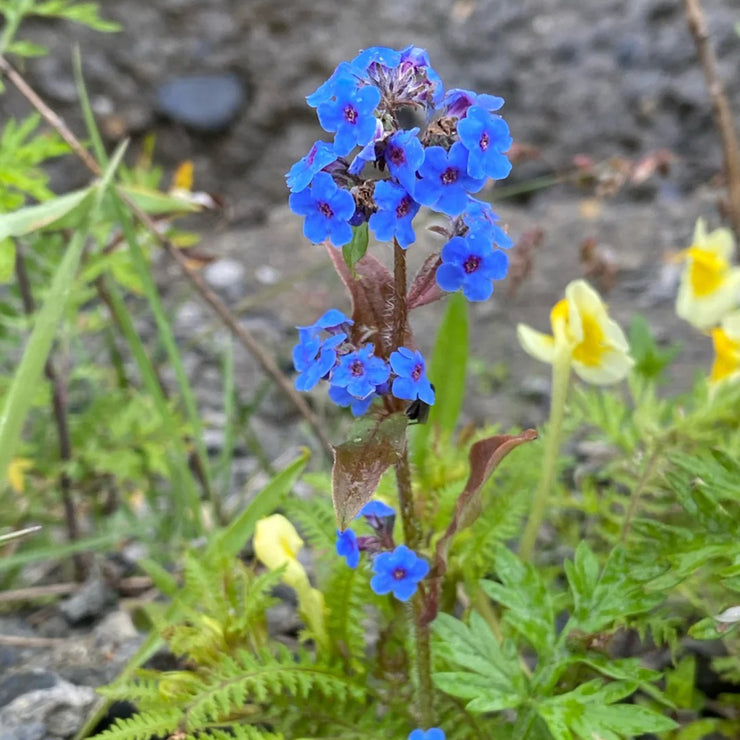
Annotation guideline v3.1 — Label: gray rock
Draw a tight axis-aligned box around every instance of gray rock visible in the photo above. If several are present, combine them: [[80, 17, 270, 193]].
[[60, 578, 116, 624], [0, 671, 57, 708], [155, 73, 246, 132], [0, 677, 96, 737], [0, 722, 45, 740], [204, 257, 247, 295]]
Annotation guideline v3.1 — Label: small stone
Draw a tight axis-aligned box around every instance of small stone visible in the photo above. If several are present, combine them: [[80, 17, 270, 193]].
[[155, 74, 245, 132], [60, 578, 115, 624]]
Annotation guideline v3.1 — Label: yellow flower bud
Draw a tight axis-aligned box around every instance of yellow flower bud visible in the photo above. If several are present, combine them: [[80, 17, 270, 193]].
[[517, 279, 634, 385], [676, 219, 740, 330]]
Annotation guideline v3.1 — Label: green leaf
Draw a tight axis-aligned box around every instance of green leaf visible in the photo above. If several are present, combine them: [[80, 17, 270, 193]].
[[31, 1, 120, 31], [341, 222, 368, 277], [628, 313, 680, 382], [0, 237, 15, 282], [564, 543, 663, 634], [0, 187, 93, 239], [428, 291, 468, 436], [481, 545, 556, 659], [7, 39, 47, 57], [212, 449, 310, 558], [432, 611, 526, 712]]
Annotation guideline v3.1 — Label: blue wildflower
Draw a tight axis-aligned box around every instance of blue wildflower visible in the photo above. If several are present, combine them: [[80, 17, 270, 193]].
[[297, 308, 352, 340], [369, 181, 420, 249], [317, 79, 382, 156], [399, 46, 444, 107], [436, 231, 509, 302], [443, 88, 504, 118], [384, 128, 424, 193], [328, 384, 376, 417], [414, 142, 486, 216], [357, 500, 395, 518], [409, 730, 445, 740], [336, 529, 360, 568], [288, 171, 355, 247], [353, 46, 403, 73], [293, 332, 345, 392], [370, 545, 429, 602], [457, 105, 512, 180], [330, 344, 390, 399], [348, 119, 384, 175], [390, 347, 435, 405], [286, 141, 337, 193], [306, 62, 357, 108], [462, 199, 514, 249]]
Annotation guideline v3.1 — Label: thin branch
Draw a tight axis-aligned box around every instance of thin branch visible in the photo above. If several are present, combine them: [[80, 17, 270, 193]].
[[15, 246, 86, 580], [0, 55, 333, 457], [684, 0, 740, 238]]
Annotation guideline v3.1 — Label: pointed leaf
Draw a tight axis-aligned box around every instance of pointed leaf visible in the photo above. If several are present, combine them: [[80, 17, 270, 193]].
[[332, 413, 407, 529], [407, 252, 444, 310], [0, 187, 93, 239], [341, 222, 369, 277]]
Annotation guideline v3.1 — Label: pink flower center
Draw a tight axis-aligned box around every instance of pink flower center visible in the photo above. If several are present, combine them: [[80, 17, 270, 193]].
[[350, 360, 365, 377], [411, 363, 423, 381], [440, 167, 458, 185], [392, 567, 407, 580], [344, 105, 358, 124], [319, 202, 334, 219], [479, 131, 490, 151], [388, 145, 405, 166]]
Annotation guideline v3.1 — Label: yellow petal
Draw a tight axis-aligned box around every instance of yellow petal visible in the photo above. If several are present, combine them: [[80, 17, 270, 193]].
[[7, 458, 32, 494], [517, 324, 556, 365], [676, 266, 740, 330], [253, 514, 308, 589], [709, 310, 740, 384], [573, 348, 634, 385]]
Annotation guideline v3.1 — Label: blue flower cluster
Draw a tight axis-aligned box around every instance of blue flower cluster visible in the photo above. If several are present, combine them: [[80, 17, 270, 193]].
[[336, 500, 429, 603], [409, 730, 445, 740], [286, 46, 514, 302], [294, 309, 434, 416]]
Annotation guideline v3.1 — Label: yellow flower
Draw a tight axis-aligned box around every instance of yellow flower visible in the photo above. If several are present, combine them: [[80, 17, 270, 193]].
[[253, 514, 328, 649], [676, 218, 740, 330], [709, 311, 740, 385], [7, 458, 32, 494], [253, 514, 309, 591], [517, 279, 634, 384]]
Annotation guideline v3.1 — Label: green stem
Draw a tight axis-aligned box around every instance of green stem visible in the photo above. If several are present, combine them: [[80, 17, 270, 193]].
[[519, 350, 571, 561]]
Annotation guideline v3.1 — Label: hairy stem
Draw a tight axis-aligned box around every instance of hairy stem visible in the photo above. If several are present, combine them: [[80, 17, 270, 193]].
[[392, 239, 434, 727], [15, 246, 86, 580], [684, 0, 740, 238], [620, 446, 659, 544], [519, 349, 571, 562]]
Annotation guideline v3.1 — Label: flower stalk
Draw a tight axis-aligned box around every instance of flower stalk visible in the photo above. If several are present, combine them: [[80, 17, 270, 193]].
[[519, 346, 571, 562]]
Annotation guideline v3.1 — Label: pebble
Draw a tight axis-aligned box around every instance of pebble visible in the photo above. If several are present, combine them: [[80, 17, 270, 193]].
[[204, 257, 247, 296], [155, 73, 246, 132], [60, 578, 116, 625]]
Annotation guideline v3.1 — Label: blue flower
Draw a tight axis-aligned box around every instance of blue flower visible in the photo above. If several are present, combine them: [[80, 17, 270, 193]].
[[348, 119, 384, 175], [353, 46, 403, 72], [370, 545, 429, 602], [336, 529, 360, 568], [462, 199, 514, 249], [317, 79, 382, 156], [328, 384, 376, 417], [293, 332, 345, 392], [408, 730, 445, 740], [384, 128, 424, 193], [286, 141, 337, 193], [457, 105, 512, 180], [414, 142, 486, 216], [443, 88, 504, 118], [390, 347, 435, 405], [436, 231, 509, 302], [289, 172, 355, 247], [399, 46, 444, 107], [330, 344, 390, 399], [297, 308, 353, 340], [357, 500, 395, 518], [369, 181, 420, 249], [306, 62, 357, 108]]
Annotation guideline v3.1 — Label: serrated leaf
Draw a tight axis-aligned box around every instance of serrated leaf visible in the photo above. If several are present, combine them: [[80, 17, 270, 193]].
[[331, 413, 407, 529], [341, 222, 368, 277], [481, 545, 556, 658]]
